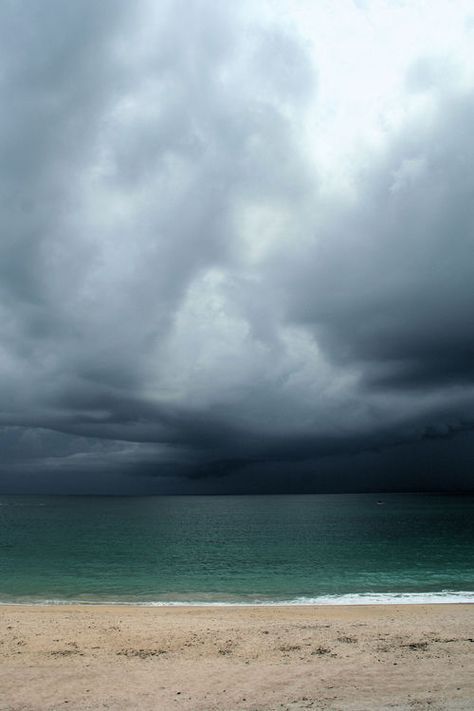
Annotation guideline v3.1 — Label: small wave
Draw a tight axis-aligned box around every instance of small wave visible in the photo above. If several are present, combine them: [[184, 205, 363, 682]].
[[0, 591, 473, 606], [146, 591, 474, 606], [273, 591, 474, 606]]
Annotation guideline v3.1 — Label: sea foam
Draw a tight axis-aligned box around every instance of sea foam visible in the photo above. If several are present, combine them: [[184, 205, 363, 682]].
[[1, 590, 473, 606]]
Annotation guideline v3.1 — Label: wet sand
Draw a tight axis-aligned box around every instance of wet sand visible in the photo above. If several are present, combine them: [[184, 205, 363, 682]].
[[0, 603, 473, 710]]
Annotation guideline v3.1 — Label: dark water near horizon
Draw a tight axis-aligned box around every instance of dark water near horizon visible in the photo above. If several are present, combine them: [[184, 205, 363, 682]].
[[0, 494, 473, 605]]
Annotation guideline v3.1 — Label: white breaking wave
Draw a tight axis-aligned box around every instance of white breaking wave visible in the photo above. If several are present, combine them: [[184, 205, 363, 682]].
[[271, 591, 474, 606], [0, 591, 473, 606]]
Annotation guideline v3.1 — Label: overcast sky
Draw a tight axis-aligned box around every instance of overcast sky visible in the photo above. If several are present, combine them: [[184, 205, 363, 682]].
[[1, 0, 474, 493]]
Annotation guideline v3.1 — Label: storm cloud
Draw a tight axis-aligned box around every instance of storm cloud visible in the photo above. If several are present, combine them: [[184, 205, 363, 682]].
[[1, 0, 474, 493]]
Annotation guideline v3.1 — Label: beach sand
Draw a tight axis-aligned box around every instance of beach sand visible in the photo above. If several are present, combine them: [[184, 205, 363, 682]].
[[0, 604, 473, 710]]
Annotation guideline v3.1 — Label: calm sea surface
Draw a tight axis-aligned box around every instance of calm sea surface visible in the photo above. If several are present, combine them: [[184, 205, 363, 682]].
[[0, 494, 473, 605]]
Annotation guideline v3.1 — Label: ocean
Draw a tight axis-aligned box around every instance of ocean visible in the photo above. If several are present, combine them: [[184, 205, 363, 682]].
[[0, 493, 473, 605]]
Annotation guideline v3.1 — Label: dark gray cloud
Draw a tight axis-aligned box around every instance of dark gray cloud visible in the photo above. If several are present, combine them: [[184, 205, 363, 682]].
[[0, 0, 473, 493]]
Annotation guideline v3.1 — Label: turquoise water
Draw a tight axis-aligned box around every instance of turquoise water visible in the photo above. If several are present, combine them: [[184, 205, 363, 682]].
[[0, 494, 473, 604]]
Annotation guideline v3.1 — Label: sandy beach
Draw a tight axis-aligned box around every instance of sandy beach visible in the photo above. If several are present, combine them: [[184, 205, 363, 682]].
[[0, 604, 472, 710]]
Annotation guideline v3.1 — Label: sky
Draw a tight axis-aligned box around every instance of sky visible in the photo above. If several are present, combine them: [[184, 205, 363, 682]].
[[1, 0, 474, 494]]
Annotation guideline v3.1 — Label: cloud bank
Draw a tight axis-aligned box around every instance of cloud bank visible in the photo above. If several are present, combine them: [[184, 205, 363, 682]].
[[1, 0, 474, 492]]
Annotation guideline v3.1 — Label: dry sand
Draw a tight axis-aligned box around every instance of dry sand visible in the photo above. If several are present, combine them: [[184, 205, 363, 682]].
[[0, 603, 473, 710]]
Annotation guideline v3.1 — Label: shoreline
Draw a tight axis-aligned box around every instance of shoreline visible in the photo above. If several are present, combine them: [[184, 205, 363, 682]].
[[1, 602, 473, 709], [0, 592, 473, 607], [0, 600, 473, 609], [1, 601, 472, 614]]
